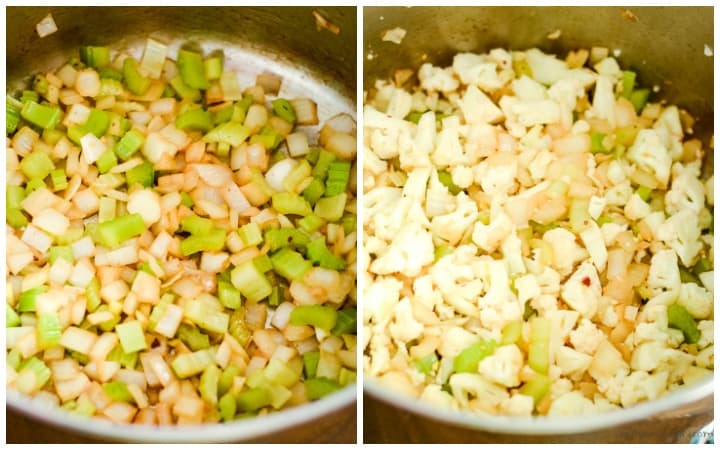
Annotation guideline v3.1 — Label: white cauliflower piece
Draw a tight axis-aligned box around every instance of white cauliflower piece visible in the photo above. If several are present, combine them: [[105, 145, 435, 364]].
[[620, 371, 668, 407], [657, 210, 703, 267], [697, 320, 714, 349], [430, 246, 484, 317], [561, 261, 601, 318], [451, 165, 474, 189], [588, 195, 606, 220], [596, 371, 627, 404], [478, 260, 522, 330], [418, 63, 460, 93], [570, 319, 605, 355], [555, 345, 593, 379], [630, 341, 666, 371], [590, 75, 616, 128], [475, 159, 518, 198], [472, 203, 514, 253], [627, 129, 672, 187], [677, 282, 713, 319], [438, 327, 477, 358], [500, 393, 534, 416], [600, 222, 627, 247], [459, 84, 504, 125], [665, 164, 705, 215], [432, 116, 466, 167], [501, 232, 526, 275], [604, 180, 633, 206], [425, 170, 456, 218], [698, 271, 713, 293], [647, 249, 681, 296], [364, 146, 388, 176], [431, 193, 478, 246], [402, 168, 431, 202], [588, 340, 629, 383], [449, 373, 509, 409], [624, 193, 652, 221], [543, 227, 588, 276], [364, 277, 403, 325], [453, 53, 503, 92], [386, 87, 413, 119], [579, 222, 608, 272], [389, 297, 425, 343], [548, 391, 596, 416], [412, 275, 443, 312], [464, 123, 497, 162], [370, 222, 434, 277], [606, 160, 628, 185], [512, 75, 547, 101], [525, 48, 569, 85], [477, 344, 523, 387], [507, 98, 561, 127], [528, 150, 555, 182], [419, 384, 457, 409], [695, 345, 713, 369], [514, 273, 541, 304]]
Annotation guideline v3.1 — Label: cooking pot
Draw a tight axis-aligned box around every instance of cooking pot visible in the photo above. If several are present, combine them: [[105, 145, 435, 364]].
[[6, 6, 356, 443], [363, 6, 713, 444]]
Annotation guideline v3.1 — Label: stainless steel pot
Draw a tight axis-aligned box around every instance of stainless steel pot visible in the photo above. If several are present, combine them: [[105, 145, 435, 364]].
[[6, 6, 356, 443], [363, 6, 713, 444]]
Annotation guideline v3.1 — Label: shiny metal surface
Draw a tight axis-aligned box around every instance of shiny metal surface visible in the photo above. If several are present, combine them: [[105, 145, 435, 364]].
[[363, 6, 713, 443], [6, 6, 356, 443]]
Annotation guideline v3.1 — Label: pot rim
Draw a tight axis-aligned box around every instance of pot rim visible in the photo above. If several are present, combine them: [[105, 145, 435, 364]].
[[7, 385, 355, 443], [364, 377, 712, 435]]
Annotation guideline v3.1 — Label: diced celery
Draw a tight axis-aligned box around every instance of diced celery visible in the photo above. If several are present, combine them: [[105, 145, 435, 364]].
[[176, 108, 213, 132], [213, 103, 234, 125], [302, 178, 325, 205], [80, 46, 111, 68], [115, 320, 148, 353], [218, 392, 237, 421], [7, 208, 28, 228], [7, 185, 25, 210], [177, 49, 209, 90], [171, 349, 215, 378], [170, 75, 201, 102], [519, 374, 551, 406], [21, 90, 39, 105], [438, 170, 462, 195], [238, 222, 263, 247], [25, 178, 47, 194], [590, 132, 611, 154], [20, 150, 55, 180], [299, 214, 324, 233], [184, 299, 229, 334], [181, 215, 214, 236], [620, 70, 636, 99], [314, 193, 346, 222], [528, 317, 551, 375], [268, 285, 283, 306], [231, 260, 273, 302], [7, 349, 22, 371], [263, 358, 300, 387], [414, 353, 438, 375], [180, 227, 227, 256], [311, 150, 336, 180], [37, 313, 62, 348], [331, 308, 357, 335], [96, 213, 145, 248], [114, 128, 145, 160], [126, 160, 154, 188], [630, 89, 650, 113], [49, 168, 68, 191], [199, 364, 221, 405], [250, 126, 283, 150], [218, 363, 241, 396], [204, 56, 224, 81], [305, 377, 341, 400], [7, 305, 21, 328], [270, 248, 312, 281], [271, 98, 296, 123], [303, 351, 320, 379], [21, 101, 62, 130], [18, 285, 48, 312], [96, 150, 118, 174], [107, 345, 138, 370], [264, 228, 310, 252], [253, 254, 273, 273], [18, 357, 51, 390], [272, 192, 313, 216], [177, 323, 211, 351], [289, 305, 337, 331], [306, 237, 346, 270], [7, 97, 21, 135], [667, 303, 701, 344], [122, 57, 151, 95], [453, 340, 497, 373], [103, 381, 134, 403], [75, 396, 96, 416], [84, 277, 101, 313], [203, 121, 251, 147], [236, 388, 272, 412], [501, 320, 523, 345], [180, 192, 194, 208], [338, 368, 356, 386], [99, 67, 123, 81], [693, 257, 712, 276], [636, 185, 652, 202], [324, 161, 351, 197], [68, 109, 109, 144], [218, 280, 241, 310]]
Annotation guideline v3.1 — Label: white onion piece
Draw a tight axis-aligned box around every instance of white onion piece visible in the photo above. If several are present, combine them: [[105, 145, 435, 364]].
[[36, 14, 58, 38], [324, 113, 356, 135], [189, 164, 233, 187], [265, 158, 298, 192], [220, 182, 251, 213]]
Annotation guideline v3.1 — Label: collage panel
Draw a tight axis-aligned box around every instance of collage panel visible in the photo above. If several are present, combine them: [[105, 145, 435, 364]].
[[361, 5, 714, 444], [6, 5, 356, 443]]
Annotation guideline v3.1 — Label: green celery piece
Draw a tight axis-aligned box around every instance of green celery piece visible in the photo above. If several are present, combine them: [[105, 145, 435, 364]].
[[289, 304, 337, 331], [184, 299, 229, 334], [7, 208, 28, 228], [7, 185, 25, 209], [122, 57, 151, 96], [218, 364, 241, 396], [103, 381, 134, 403], [268, 285, 283, 306], [20, 150, 55, 180], [218, 393, 237, 421], [302, 178, 325, 205], [636, 185, 652, 202], [338, 368, 356, 386], [453, 340, 497, 373], [271, 98, 296, 123], [614, 125, 639, 147], [250, 126, 283, 150], [630, 88, 650, 113], [85, 277, 102, 312], [231, 260, 273, 302], [263, 359, 300, 387], [270, 248, 312, 281], [590, 132, 611, 154], [180, 192, 194, 208], [314, 193, 347, 222], [203, 122, 251, 147], [233, 96, 254, 122], [438, 170, 462, 195], [679, 266, 700, 284], [19, 357, 51, 390], [238, 222, 263, 247], [7, 97, 21, 135], [306, 237, 346, 271], [37, 313, 62, 348], [33, 75, 50, 95], [75, 396, 97, 416], [512, 58, 533, 77], [405, 111, 423, 124], [414, 353, 438, 375], [48, 246, 73, 264], [236, 388, 272, 412], [25, 178, 48, 194], [620, 70, 636, 99], [107, 345, 138, 369], [80, 46, 111, 68], [218, 280, 241, 310], [147, 293, 172, 331], [299, 214, 324, 233], [264, 228, 310, 252], [99, 79, 125, 96], [667, 303, 701, 343], [42, 128, 65, 145], [161, 84, 176, 98], [306, 147, 321, 165], [693, 257, 712, 276], [96, 150, 118, 174], [519, 374, 551, 406], [96, 213, 145, 248], [501, 320, 523, 345], [126, 160, 155, 187], [7, 349, 22, 371], [99, 67, 123, 81], [50, 168, 68, 191], [18, 285, 48, 312], [324, 161, 351, 197], [204, 56, 224, 81], [331, 308, 357, 335], [434, 245, 453, 262], [181, 215, 214, 236], [253, 254, 273, 273], [114, 128, 145, 160], [177, 323, 211, 351], [116, 320, 148, 353], [199, 364, 221, 405], [180, 227, 227, 256], [177, 49, 209, 90], [176, 108, 213, 132], [311, 150, 336, 181], [21, 101, 61, 129], [528, 317, 551, 374], [170, 75, 201, 102], [303, 351, 320, 379], [171, 349, 215, 378], [21, 90, 39, 105], [305, 378, 341, 400], [7, 305, 21, 328], [213, 103, 234, 125], [272, 192, 313, 216], [68, 109, 110, 144], [283, 160, 312, 193]]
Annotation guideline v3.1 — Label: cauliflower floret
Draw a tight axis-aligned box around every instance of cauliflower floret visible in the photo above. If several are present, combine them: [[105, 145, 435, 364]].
[[370, 222, 434, 277], [477, 344, 523, 387], [402, 168, 431, 202], [425, 170, 457, 218], [418, 63, 460, 93], [589, 340, 629, 384], [677, 282, 713, 319], [665, 164, 705, 215], [500, 393, 534, 416], [555, 345, 593, 379], [478, 260, 522, 330], [524, 48, 569, 85], [695, 345, 713, 369], [626, 129, 672, 187], [453, 53, 503, 92], [364, 277, 403, 325], [697, 320, 714, 349], [579, 222, 608, 272], [561, 261, 601, 318], [474, 159, 518, 198], [528, 150, 555, 181], [698, 271, 713, 293], [604, 180, 634, 206], [459, 84, 504, 125], [449, 373, 509, 410], [438, 326, 477, 358], [630, 340, 666, 371], [514, 273, 541, 304], [590, 74, 616, 128], [606, 159, 628, 185], [600, 222, 627, 247], [624, 193, 652, 221], [596, 370, 627, 404], [419, 384, 457, 409], [543, 227, 588, 276], [409, 110, 437, 165], [412, 275, 442, 311], [364, 146, 388, 176], [505, 98, 561, 128], [657, 210, 703, 267], [705, 175, 714, 206], [534, 266, 562, 296], [548, 391, 596, 416], [451, 165, 474, 189], [386, 87, 413, 119], [431, 193, 478, 246], [588, 195, 606, 220], [570, 319, 605, 355], [647, 249, 681, 296], [501, 232, 526, 275], [472, 203, 514, 252], [620, 370, 668, 407], [430, 246, 484, 316], [512, 75, 547, 101], [389, 297, 425, 343], [531, 294, 559, 316], [432, 116, 467, 168]]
